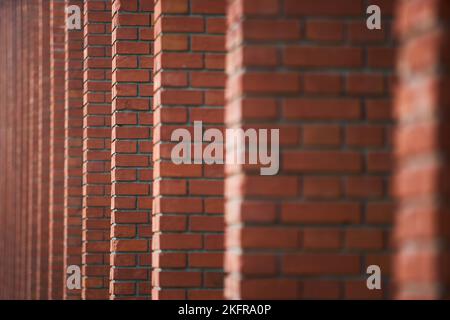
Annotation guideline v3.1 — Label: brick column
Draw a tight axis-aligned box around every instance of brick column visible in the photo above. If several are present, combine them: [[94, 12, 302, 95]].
[[18, 2, 32, 298], [8, 2, 19, 297], [0, 0, 14, 298], [110, 0, 153, 300], [49, 0, 68, 300], [64, 0, 84, 300], [82, 0, 112, 300], [225, 0, 395, 299], [152, 0, 226, 300], [19, 0, 32, 300], [37, 0, 51, 300], [11, 0, 20, 298], [16, 0, 29, 300], [12, 0, 24, 299], [27, 0, 41, 299], [394, 0, 450, 299], [0, 1, 5, 298]]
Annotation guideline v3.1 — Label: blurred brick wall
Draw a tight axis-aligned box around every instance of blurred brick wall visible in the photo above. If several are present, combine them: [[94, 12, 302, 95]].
[[225, 0, 395, 299]]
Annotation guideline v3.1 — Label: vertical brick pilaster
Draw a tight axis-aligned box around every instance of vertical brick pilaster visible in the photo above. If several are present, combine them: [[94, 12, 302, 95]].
[[0, 1, 5, 299], [49, 0, 68, 300], [64, 0, 84, 300], [9, 0, 16, 298], [12, 0, 22, 299], [27, 0, 41, 300], [10, 0, 18, 299], [16, 0, 31, 300], [152, 0, 226, 300], [82, 0, 112, 300], [110, 0, 153, 300], [37, 0, 51, 300], [225, 0, 395, 299], [1, 0, 14, 299], [394, 0, 450, 299], [21, 0, 31, 300]]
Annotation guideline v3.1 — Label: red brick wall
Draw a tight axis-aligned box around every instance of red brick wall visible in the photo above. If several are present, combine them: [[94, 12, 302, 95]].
[[82, 0, 112, 300], [110, 0, 153, 300], [64, 0, 84, 300], [225, 0, 395, 299], [152, 0, 226, 300], [394, 0, 450, 299], [3, 0, 450, 301]]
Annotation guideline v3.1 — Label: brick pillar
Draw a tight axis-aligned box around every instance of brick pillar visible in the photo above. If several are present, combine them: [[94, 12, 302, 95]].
[[12, 0, 23, 299], [0, 1, 5, 298], [225, 0, 395, 299], [64, 0, 84, 300], [82, 0, 112, 300], [49, 0, 68, 300], [152, 0, 226, 300], [15, 0, 27, 300], [27, 0, 41, 299], [11, 0, 20, 298], [21, 0, 32, 300], [9, 0, 16, 297], [8, 2, 19, 297], [110, 0, 153, 300], [1, 1, 7, 298], [394, 0, 450, 299], [37, 0, 51, 300], [0, 0, 14, 298]]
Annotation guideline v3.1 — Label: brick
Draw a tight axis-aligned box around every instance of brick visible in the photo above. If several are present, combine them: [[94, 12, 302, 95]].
[[243, 19, 301, 41], [283, 254, 361, 275], [284, 46, 363, 68], [283, 151, 363, 173], [306, 20, 344, 42], [283, 98, 361, 120], [281, 202, 361, 224], [303, 177, 342, 199], [303, 228, 342, 250]]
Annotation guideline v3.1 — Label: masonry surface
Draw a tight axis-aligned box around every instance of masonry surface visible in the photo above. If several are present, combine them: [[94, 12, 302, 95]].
[[0, 0, 449, 300]]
